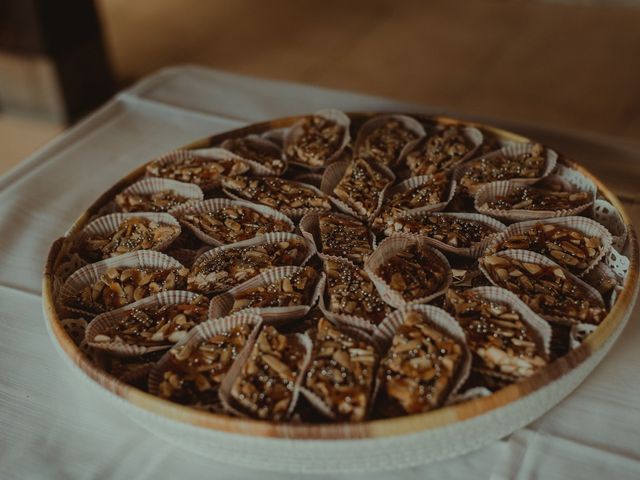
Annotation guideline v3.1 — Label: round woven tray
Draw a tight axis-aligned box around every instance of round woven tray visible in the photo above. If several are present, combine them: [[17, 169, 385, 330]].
[[42, 113, 639, 473]]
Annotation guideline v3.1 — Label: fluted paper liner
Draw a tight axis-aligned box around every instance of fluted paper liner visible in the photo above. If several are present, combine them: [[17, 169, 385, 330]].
[[220, 134, 287, 176], [484, 216, 612, 276], [85, 290, 208, 356], [148, 311, 263, 397], [189, 232, 317, 294], [478, 249, 606, 325], [115, 178, 204, 212], [169, 198, 295, 246], [353, 114, 426, 167], [147, 149, 249, 191], [398, 126, 484, 179], [300, 324, 380, 421], [463, 286, 552, 356], [318, 255, 392, 335], [221, 177, 331, 219], [299, 211, 375, 263], [372, 304, 472, 408], [59, 250, 186, 316], [547, 164, 597, 202], [379, 173, 457, 218], [454, 143, 558, 195], [594, 199, 628, 251], [218, 331, 313, 420], [384, 211, 505, 259], [78, 212, 181, 255], [474, 180, 594, 222], [320, 158, 395, 223], [284, 109, 351, 171], [364, 234, 452, 309], [207, 266, 325, 325]]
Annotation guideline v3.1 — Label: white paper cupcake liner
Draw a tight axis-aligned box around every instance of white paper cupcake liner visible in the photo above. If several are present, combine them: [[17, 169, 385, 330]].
[[379, 173, 457, 218], [320, 158, 395, 223], [353, 114, 426, 167], [383, 211, 506, 259], [85, 290, 208, 356], [115, 177, 204, 212], [221, 177, 331, 220], [454, 143, 558, 196], [462, 286, 552, 357], [220, 134, 287, 176], [284, 109, 351, 171], [478, 249, 606, 325], [372, 304, 472, 406], [300, 324, 379, 421], [189, 232, 317, 295], [168, 198, 295, 246], [147, 149, 249, 191], [207, 266, 325, 325], [474, 180, 594, 222], [364, 234, 452, 309], [298, 211, 375, 264], [78, 212, 182, 256], [58, 250, 186, 316], [398, 126, 484, 179], [218, 331, 313, 420], [148, 311, 263, 397], [318, 255, 393, 335], [484, 216, 612, 276]]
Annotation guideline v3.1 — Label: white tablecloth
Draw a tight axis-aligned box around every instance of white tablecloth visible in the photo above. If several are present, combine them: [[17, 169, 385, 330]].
[[1, 65, 639, 479]]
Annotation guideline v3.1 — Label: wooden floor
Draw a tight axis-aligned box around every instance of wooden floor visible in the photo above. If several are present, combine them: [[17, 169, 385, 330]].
[[2, 0, 640, 174]]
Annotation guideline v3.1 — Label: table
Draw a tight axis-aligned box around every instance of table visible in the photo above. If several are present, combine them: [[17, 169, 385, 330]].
[[1, 65, 639, 479]]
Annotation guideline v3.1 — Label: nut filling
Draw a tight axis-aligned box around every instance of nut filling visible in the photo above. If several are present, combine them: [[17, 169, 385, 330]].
[[405, 127, 472, 176], [223, 176, 331, 213], [69, 266, 189, 313], [460, 143, 546, 193], [158, 324, 253, 407], [188, 238, 308, 293], [357, 119, 421, 166], [230, 326, 306, 420], [480, 255, 606, 324], [380, 310, 464, 414], [230, 267, 319, 313], [482, 186, 591, 212], [381, 214, 497, 248], [333, 158, 392, 219], [446, 290, 547, 380], [92, 295, 209, 347], [147, 153, 248, 187], [324, 257, 392, 325], [180, 205, 293, 244], [286, 116, 345, 168], [82, 217, 180, 260], [115, 190, 190, 213], [222, 137, 285, 174], [305, 318, 377, 421], [376, 244, 449, 302], [489, 223, 603, 274], [318, 213, 373, 263], [374, 174, 450, 226]]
